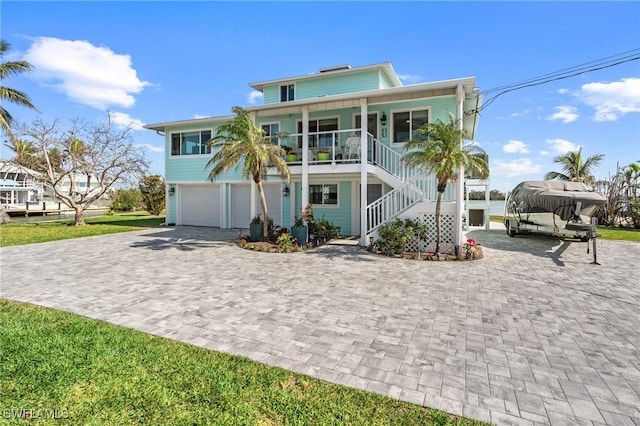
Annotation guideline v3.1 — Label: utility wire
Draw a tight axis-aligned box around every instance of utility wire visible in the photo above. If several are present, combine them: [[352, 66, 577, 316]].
[[468, 49, 640, 115]]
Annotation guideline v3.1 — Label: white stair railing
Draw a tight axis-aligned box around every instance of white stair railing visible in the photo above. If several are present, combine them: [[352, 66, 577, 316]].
[[366, 174, 436, 235]]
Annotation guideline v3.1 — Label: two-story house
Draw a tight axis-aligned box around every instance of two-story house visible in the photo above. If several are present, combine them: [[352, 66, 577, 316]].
[[145, 62, 487, 252]]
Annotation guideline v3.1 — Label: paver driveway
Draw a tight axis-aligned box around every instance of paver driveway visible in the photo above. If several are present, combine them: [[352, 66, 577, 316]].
[[1, 226, 639, 425]]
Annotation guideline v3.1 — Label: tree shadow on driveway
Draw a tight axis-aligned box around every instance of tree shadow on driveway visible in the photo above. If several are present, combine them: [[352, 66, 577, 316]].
[[129, 226, 243, 251]]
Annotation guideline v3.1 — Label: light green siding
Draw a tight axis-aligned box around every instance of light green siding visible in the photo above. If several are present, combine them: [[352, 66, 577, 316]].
[[264, 85, 279, 104], [167, 184, 177, 224], [297, 70, 379, 100], [294, 180, 353, 236]]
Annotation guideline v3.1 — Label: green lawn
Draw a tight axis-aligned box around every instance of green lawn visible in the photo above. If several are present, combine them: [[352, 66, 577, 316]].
[[0, 212, 165, 247], [0, 299, 486, 426], [489, 215, 640, 242]]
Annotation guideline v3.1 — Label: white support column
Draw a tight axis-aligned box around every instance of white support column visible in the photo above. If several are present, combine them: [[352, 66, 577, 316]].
[[359, 98, 368, 246], [455, 84, 465, 253], [485, 183, 491, 231], [301, 107, 309, 213], [250, 181, 257, 220]]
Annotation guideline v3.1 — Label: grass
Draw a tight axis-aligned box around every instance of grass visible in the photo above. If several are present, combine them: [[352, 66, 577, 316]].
[[490, 215, 640, 242], [0, 212, 165, 247], [0, 299, 487, 426]]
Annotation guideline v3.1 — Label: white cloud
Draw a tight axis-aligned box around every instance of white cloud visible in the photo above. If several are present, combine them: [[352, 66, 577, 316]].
[[194, 114, 208, 119], [502, 140, 530, 154], [247, 90, 263, 105], [539, 150, 550, 156], [23, 37, 149, 109], [576, 77, 640, 122], [491, 158, 543, 177], [546, 138, 580, 154], [398, 74, 422, 83], [547, 106, 579, 123], [135, 144, 164, 153], [558, 88, 569, 95], [110, 112, 145, 130]]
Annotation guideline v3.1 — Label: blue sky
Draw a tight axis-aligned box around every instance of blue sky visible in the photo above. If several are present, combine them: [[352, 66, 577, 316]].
[[2, 1, 639, 192]]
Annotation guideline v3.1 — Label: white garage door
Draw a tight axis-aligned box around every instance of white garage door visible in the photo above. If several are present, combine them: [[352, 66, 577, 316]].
[[230, 184, 251, 228], [259, 183, 282, 225], [180, 184, 220, 227]]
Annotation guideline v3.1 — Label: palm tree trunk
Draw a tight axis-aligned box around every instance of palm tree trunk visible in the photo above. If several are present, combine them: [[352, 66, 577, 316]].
[[256, 180, 269, 240], [435, 190, 443, 256]]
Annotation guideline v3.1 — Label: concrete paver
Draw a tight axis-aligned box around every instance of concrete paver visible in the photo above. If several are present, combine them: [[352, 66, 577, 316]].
[[1, 225, 639, 425]]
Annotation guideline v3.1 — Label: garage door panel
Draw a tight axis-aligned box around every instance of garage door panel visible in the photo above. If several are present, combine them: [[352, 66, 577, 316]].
[[231, 185, 251, 228], [180, 185, 220, 227], [259, 184, 282, 225]]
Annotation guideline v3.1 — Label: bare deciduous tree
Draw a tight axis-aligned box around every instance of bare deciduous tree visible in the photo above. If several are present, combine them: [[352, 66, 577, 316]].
[[14, 115, 149, 225]]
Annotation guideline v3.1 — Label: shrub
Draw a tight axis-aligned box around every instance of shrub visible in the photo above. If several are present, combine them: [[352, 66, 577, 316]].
[[276, 233, 296, 252], [372, 219, 428, 256], [139, 175, 166, 216]]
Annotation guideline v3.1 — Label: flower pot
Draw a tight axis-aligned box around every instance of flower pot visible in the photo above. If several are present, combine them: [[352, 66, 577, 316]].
[[249, 223, 263, 242], [286, 153, 298, 162], [291, 225, 308, 244], [317, 152, 330, 161]]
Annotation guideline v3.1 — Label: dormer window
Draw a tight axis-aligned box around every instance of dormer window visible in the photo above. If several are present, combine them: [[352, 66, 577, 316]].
[[280, 84, 294, 102]]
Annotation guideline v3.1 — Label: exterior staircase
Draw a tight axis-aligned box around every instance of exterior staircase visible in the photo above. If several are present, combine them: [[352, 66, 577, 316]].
[[365, 137, 436, 239]]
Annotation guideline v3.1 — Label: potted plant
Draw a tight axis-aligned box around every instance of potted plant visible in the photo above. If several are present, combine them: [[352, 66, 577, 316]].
[[283, 146, 298, 162], [317, 149, 331, 161], [290, 216, 308, 244], [249, 215, 263, 242]]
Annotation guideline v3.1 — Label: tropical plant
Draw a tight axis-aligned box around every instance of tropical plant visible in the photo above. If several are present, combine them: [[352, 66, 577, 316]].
[[401, 112, 488, 255], [544, 147, 604, 185], [0, 40, 38, 139], [206, 107, 290, 240]]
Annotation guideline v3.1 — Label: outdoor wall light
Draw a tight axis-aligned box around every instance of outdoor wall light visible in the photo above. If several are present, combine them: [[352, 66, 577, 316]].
[[282, 186, 290, 197], [169, 187, 175, 196], [380, 112, 387, 126]]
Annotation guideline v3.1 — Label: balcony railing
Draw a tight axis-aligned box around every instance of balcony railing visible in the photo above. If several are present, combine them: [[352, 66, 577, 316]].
[[280, 129, 369, 164]]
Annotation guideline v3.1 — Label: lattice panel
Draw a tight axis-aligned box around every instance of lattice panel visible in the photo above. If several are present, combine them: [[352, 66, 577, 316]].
[[405, 213, 455, 253]]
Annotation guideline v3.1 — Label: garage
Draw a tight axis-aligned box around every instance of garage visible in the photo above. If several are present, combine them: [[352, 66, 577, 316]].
[[179, 184, 221, 227], [259, 183, 283, 226], [230, 184, 251, 228], [229, 183, 283, 228]]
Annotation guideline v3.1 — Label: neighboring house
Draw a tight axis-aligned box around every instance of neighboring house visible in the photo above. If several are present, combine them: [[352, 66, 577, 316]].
[[145, 62, 489, 251], [0, 160, 104, 207], [0, 161, 44, 206]]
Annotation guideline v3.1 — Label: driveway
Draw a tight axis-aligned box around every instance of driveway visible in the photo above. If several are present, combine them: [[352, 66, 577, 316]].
[[1, 226, 639, 425]]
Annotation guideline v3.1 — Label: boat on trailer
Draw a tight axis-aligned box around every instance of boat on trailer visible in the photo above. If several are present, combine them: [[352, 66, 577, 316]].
[[504, 181, 607, 241]]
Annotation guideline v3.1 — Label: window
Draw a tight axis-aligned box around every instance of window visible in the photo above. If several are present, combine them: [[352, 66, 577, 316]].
[[310, 184, 338, 206], [392, 109, 429, 143], [170, 130, 212, 156], [280, 84, 294, 102], [297, 118, 338, 148], [261, 123, 279, 145]]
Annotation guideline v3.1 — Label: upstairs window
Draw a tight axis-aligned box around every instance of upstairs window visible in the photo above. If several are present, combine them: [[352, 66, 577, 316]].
[[170, 130, 212, 156], [280, 84, 295, 102], [392, 109, 429, 144], [261, 123, 280, 145]]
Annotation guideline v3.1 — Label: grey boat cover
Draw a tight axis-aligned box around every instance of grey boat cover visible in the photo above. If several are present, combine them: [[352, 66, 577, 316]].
[[508, 181, 606, 221]]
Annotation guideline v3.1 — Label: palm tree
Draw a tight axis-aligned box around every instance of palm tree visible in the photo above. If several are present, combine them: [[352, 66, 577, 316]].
[[0, 40, 38, 138], [206, 107, 290, 239], [402, 112, 488, 256], [544, 148, 604, 185]]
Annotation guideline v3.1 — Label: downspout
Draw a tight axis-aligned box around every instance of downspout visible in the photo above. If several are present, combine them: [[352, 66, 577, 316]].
[[359, 99, 368, 246], [301, 107, 310, 213], [455, 84, 465, 255]]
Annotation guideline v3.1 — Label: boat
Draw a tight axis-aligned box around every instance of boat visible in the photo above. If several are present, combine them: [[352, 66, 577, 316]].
[[504, 181, 607, 241]]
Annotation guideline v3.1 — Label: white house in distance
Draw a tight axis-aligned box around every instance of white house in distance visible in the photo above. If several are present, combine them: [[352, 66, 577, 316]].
[[145, 62, 490, 252]]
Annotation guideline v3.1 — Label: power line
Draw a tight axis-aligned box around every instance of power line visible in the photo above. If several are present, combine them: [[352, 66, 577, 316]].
[[468, 49, 640, 115]]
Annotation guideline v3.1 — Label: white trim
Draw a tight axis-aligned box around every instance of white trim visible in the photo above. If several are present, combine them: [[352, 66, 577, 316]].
[[279, 83, 296, 102]]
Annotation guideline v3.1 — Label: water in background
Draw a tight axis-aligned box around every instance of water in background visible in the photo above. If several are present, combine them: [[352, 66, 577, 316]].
[[490, 200, 507, 216]]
